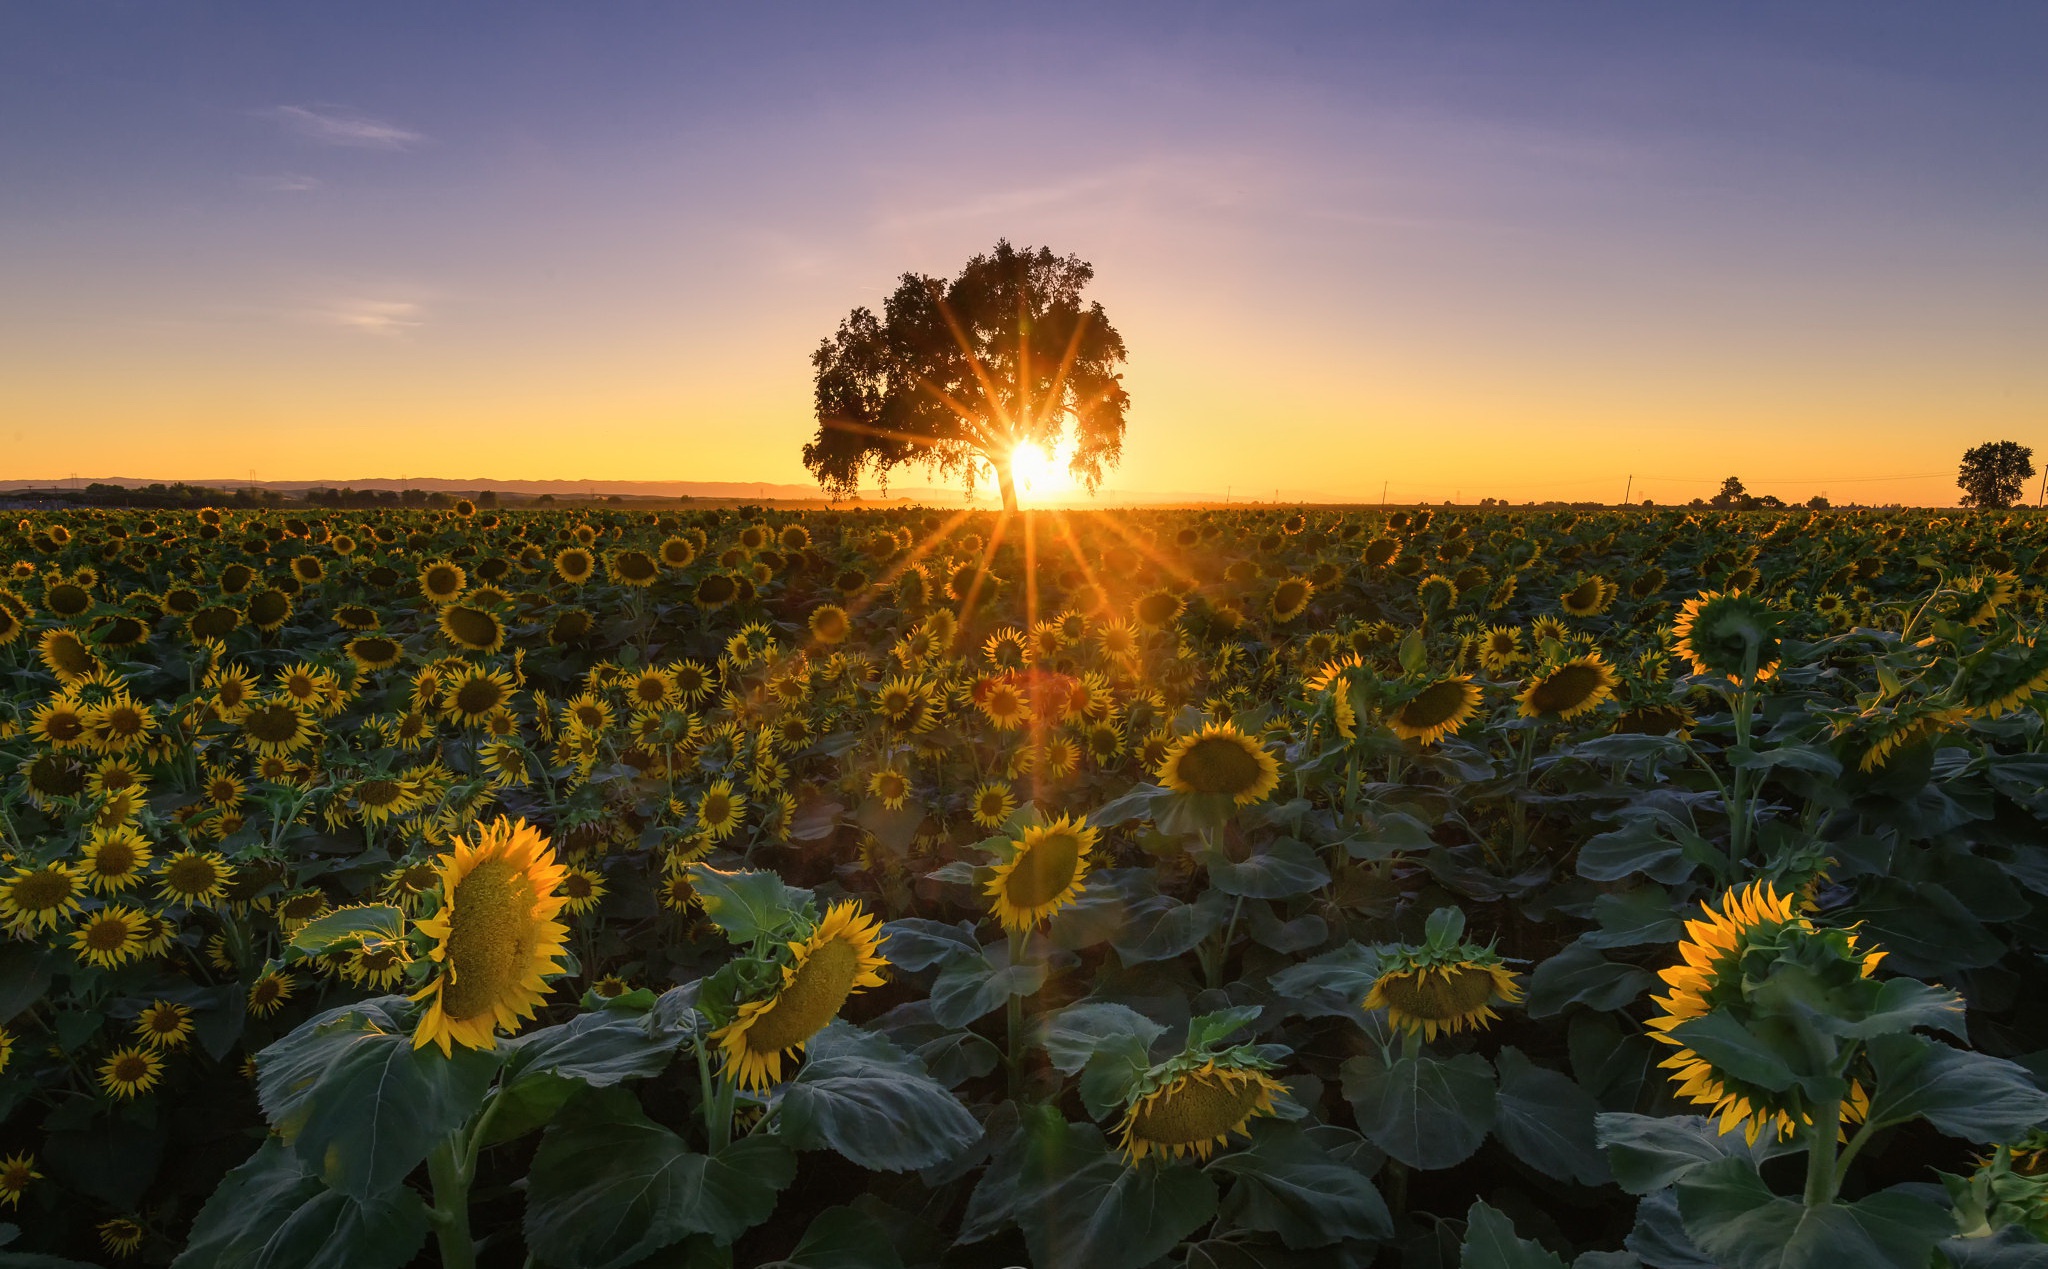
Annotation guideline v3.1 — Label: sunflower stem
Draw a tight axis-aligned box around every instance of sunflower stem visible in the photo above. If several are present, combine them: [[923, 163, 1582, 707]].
[[710, 1066, 738, 1153], [695, 1042, 718, 1148], [1803, 1098, 1841, 1207], [1006, 926, 1027, 1098], [426, 1135, 476, 1269]]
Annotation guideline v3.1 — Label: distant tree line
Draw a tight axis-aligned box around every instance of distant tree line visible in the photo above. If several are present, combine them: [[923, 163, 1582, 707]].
[[3, 482, 283, 509], [304, 488, 500, 509]]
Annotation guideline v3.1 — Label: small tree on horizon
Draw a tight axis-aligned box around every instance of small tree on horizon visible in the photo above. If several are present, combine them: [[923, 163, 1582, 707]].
[[1957, 440, 2035, 509], [1711, 476, 1747, 509], [802, 240, 1129, 512]]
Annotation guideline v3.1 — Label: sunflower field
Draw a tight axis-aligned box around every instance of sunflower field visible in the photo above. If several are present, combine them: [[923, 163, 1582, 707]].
[[4, 501, 2048, 1268]]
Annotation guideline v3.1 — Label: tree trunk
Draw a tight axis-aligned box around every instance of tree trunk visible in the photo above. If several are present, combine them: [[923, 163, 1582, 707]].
[[995, 461, 1019, 513]]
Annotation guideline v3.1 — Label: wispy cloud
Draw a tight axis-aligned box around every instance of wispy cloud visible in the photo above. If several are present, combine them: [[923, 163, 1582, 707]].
[[322, 298, 425, 335], [263, 104, 424, 150], [243, 173, 323, 192]]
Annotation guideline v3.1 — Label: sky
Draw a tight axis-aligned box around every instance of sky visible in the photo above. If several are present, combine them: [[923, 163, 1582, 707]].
[[2, 2, 2044, 505]]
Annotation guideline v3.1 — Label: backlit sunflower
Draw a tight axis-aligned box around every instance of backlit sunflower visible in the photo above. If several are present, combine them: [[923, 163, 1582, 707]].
[[1646, 882, 1888, 1144], [1834, 699, 1967, 774], [1155, 722, 1281, 806], [970, 780, 1017, 829], [808, 604, 850, 645], [1672, 590, 1781, 685], [98, 1046, 164, 1099], [411, 817, 570, 1055], [695, 779, 746, 842], [133, 1000, 193, 1050], [1, 862, 84, 931], [1133, 590, 1184, 630], [1559, 574, 1618, 617], [71, 904, 150, 968], [984, 813, 1098, 931], [1269, 577, 1315, 623], [1118, 1054, 1287, 1164], [1387, 676, 1483, 746], [711, 901, 888, 1090], [1517, 653, 1617, 721]]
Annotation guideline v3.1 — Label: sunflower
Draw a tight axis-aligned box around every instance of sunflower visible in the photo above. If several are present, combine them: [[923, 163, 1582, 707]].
[[985, 814, 1097, 931], [808, 604, 850, 645], [80, 826, 152, 894], [1118, 1057, 1287, 1164], [1387, 676, 1483, 746], [0, 1154, 38, 1208], [443, 667, 517, 726], [38, 627, 98, 685], [1559, 574, 1618, 617], [1836, 699, 1967, 773], [659, 535, 697, 568], [560, 866, 606, 916], [410, 817, 570, 1055], [352, 776, 427, 826], [344, 634, 405, 674], [554, 547, 596, 585], [1367, 950, 1522, 1042], [1, 862, 84, 931], [1672, 590, 1781, 685], [970, 780, 1017, 829], [1269, 576, 1315, 623], [98, 1046, 164, 1099], [71, 904, 150, 968], [82, 695, 156, 754], [695, 780, 747, 842], [156, 850, 232, 907], [438, 604, 505, 653], [1478, 626, 1525, 673], [876, 676, 939, 734], [974, 677, 1032, 730], [626, 667, 678, 710], [21, 753, 89, 809], [240, 697, 314, 756], [867, 766, 911, 811], [133, 1000, 193, 1050], [608, 548, 660, 587], [1646, 882, 1887, 1144], [711, 901, 888, 1090], [418, 560, 467, 604], [1133, 589, 1185, 629], [1517, 653, 1617, 721], [29, 695, 91, 749], [1155, 722, 1281, 806], [0, 1025, 11, 1074]]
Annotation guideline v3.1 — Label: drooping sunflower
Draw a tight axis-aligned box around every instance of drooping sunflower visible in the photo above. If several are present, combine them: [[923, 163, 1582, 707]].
[[98, 1046, 164, 1099], [0, 862, 84, 931], [98, 1216, 146, 1257], [1672, 590, 1782, 685], [985, 813, 1098, 931], [1834, 698, 1967, 774], [1118, 1055, 1288, 1164], [1646, 882, 1888, 1144], [411, 817, 571, 1055], [711, 901, 888, 1090], [1367, 949, 1522, 1042], [1386, 676, 1483, 746], [1516, 653, 1618, 721], [133, 1000, 194, 1050], [1155, 722, 1281, 806], [155, 850, 232, 908]]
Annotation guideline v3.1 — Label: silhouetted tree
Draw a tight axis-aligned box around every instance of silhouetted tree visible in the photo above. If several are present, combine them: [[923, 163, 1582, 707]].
[[1957, 441, 2035, 509], [804, 240, 1129, 512], [1710, 476, 1747, 509]]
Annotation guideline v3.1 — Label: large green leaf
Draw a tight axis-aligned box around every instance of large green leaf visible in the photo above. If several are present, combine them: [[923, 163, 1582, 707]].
[[1864, 1033, 2048, 1141], [254, 999, 499, 1201], [1015, 1121, 1219, 1269], [1340, 1051, 1495, 1170], [1040, 1001, 1166, 1074], [682, 865, 811, 944], [1492, 1047, 1610, 1185], [1266, 942, 1383, 1027], [1675, 1157, 1951, 1269], [523, 1087, 795, 1267], [1596, 1113, 1796, 1196], [1460, 1200, 1568, 1269], [1663, 1012, 1798, 1094], [754, 1207, 906, 1269], [1525, 942, 1656, 1019], [928, 942, 1048, 1028], [1207, 1119, 1393, 1250], [1208, 838, 1330, 899], [285, 905, 406, 958], [779, 1023, 980, 1172], [172, 1138, 429, 1269], [1110, 890, 1231, 964], [503, 1007, 686, 1087]]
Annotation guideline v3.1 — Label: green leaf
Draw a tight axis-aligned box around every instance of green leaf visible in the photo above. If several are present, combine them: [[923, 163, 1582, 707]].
[[780, 1023, 981, 1172], [1209, 838, 1330, 899], [1864, 1033, 2048, 1141], [1596, 1113, 1797, 1196], [1207, 1119, 1393, 1250], [928, 942, 1047, 1028], [1340, 1050, 1496, 1170], [1664, 1012, 1798, 1094], [1110, 890, 1231, 963], [503, 1008, 686, 1087], [1525, 942, 1656, 1019], [0, 945, 52, 1023], [1578, 815, 1700, 885], [285, 905, 406, 958], [754, 1207, 906, 1269], [172, 1137, 429, 1269], [1187, 1005, 1264, 1051], [255, 999, 499, 1201], [1492, 1047, 1610, 1186], [1267, 943, 1383, 1026], [523, 1087, 795, 1267], [1828, 979, 1968, 1042], [1040, 1001, 1167, 1075], [682, 865, 811, 944], [1675, 1157, 1951, 1269], [1460, 1200, 1569, 1269], [1015, 1122, 1219, 1269], [874, 918, 979, 972]]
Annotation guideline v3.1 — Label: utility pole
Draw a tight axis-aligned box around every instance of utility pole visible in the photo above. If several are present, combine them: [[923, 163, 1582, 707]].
[[2037, 466, 2046, 507], [1623, 474, 1632, 506], [1380, 480, 1387, 507]]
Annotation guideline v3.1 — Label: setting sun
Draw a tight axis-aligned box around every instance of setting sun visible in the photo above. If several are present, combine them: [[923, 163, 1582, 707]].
[[1009, 439, 1078, 502]]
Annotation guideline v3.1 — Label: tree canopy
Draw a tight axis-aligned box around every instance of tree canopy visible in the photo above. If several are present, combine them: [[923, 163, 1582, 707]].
[[1957, 440, 2035, 509], [803, 241, 1129, 512]]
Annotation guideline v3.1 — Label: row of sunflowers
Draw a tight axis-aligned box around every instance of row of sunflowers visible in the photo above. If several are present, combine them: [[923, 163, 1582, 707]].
[[2, 501, 2047, 1267]]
